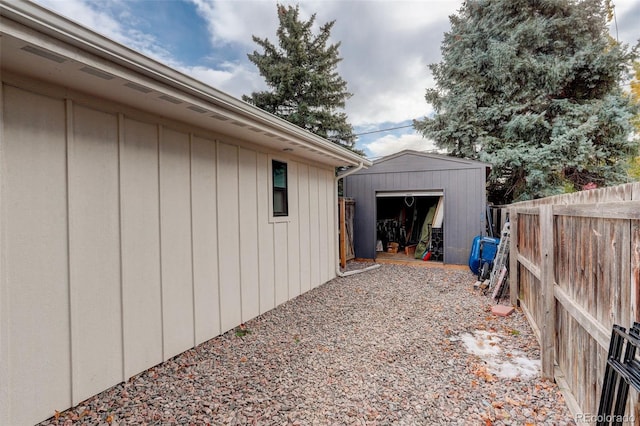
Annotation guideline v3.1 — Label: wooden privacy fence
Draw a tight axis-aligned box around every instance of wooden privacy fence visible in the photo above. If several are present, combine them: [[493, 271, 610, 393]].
[[508, 182, 640, 419], [339, 197, 355, 268]]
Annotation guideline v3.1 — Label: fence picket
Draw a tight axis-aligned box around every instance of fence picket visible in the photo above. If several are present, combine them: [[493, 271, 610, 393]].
[[507, 182, 640, 419]]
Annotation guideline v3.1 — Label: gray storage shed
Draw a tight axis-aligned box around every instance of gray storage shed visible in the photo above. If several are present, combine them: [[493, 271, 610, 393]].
[[343, 150, 491, 265]]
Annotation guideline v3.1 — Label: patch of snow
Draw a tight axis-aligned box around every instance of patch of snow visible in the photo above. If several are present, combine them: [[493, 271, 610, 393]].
[[456, 330, 502, 357], [488, 356, 540, 379], [454, 330, 540, 379]]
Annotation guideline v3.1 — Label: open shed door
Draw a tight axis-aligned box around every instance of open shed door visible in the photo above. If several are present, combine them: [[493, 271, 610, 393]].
[[375, 191, 444, 261], [339, 197, 355, 268]]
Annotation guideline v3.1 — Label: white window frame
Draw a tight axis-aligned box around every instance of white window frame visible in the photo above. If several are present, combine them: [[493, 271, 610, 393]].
[[268, 156, 291, 223]]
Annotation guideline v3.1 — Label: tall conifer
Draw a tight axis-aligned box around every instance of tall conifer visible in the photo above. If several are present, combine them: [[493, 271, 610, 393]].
[[415, 0, 638, 203], [243, 5, 357, 152]]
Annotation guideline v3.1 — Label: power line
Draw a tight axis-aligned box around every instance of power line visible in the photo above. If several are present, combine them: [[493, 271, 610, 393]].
[[353, 124, 415, 137]]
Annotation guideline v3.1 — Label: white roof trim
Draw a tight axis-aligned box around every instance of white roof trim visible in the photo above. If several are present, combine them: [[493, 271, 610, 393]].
[[1, 0, 371, 168]]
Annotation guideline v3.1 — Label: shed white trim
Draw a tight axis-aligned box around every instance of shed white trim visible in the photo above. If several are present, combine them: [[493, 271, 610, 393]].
[[376, 191, 444, 197]]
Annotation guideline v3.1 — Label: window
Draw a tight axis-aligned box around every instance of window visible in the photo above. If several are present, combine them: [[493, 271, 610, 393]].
[[272, 160, 288, 216]]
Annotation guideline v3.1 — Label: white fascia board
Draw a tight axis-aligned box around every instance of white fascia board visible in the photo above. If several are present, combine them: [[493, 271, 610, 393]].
[[1, 0, 370, 168]]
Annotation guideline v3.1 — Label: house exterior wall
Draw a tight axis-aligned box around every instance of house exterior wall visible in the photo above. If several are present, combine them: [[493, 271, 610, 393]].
[[344, 152, 488, 265], [0, 78, 337, 425]]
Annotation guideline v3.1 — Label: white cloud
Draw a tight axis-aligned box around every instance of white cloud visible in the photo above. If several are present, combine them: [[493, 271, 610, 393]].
[[32, 0, 123, 41], [188, 0, 278, 47], [176, 62, 265, 98], [33, 0, 177, 66], [30, 0, 640, 139], [186, 0, 459, 127], [364, 132, 439, 159]]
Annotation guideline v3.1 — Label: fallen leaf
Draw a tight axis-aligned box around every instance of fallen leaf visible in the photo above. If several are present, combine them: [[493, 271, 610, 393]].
[[240, 356, 248, 363], [106, 414, 113, 423], [505, 396, 521, 406], [54, 410, 61, 420], [472, 364, 495, 382]]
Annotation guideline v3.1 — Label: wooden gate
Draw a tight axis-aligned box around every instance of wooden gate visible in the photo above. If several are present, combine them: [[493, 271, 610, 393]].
[[339, 197, 355, 268]]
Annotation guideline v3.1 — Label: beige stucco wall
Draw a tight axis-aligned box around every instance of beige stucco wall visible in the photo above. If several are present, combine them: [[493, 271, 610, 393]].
[[0, 78, 337, 425]]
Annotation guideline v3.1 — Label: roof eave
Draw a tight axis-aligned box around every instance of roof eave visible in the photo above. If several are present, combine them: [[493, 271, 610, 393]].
[[1, 0, 371, 168]]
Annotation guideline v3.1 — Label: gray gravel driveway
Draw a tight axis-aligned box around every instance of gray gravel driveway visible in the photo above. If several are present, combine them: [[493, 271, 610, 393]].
[[40, 263, 575, 425]]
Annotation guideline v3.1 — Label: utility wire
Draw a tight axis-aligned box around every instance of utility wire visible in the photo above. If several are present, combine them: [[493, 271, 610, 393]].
[[352, 124, 415, 137]]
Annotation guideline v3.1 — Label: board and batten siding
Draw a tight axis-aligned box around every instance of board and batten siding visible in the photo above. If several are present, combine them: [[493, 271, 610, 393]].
[[0, 82, 338, 426]]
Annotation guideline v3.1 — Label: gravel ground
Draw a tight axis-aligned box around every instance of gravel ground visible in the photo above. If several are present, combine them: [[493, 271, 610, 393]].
[[40, 263, 575, 425]]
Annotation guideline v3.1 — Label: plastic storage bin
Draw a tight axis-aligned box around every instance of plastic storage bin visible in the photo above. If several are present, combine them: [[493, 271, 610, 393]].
[[468, 236, 500, 276]]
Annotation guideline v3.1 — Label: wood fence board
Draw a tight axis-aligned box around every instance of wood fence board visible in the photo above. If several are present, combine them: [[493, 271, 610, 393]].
[[588, 217, 598, 324], [595, 343, 607, 419], [574, 217, 585, 313], [518, 213, 540, 264], [633, 221, 640, 323], [554, 285, 610, 350], [616, 219, 631, 329], [590, 331, 602, 415], [554, 201, 640, 219], [555, 215, 568, 294], [517, 253, 540, 279], [520, 266, 537, 326], [633, 183, 640, 200], [509, 183, 640, 419], [540, 205, 555, 378], [554, 365, 583, 419], [509, 212, 519, 306]]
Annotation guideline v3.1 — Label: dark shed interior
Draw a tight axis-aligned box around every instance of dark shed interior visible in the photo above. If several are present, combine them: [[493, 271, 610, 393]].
[[376, 195, 443, 261]]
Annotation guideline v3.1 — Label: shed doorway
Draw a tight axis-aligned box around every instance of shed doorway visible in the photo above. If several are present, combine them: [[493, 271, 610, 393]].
[[375, 191, 444, 262]]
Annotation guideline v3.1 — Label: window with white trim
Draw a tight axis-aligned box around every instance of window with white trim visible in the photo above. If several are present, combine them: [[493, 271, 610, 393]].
[[272, 159, 288, 217]]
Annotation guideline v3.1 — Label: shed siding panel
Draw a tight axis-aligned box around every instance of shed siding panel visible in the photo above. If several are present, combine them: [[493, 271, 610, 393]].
[[191, 135, 221, 344], [120, 118, 163, 378], [349, 175, 371, 259], [69, 104, 123, 403], [217, 142, 242, 332], [160, 128, 195, 359], [298, 164, 311, 294], [257, 153, 275, 313], [345, 154, 488, 264], [2, 87, 72, 425], [239, 148, 260, 322], [287, 162, 301, 299]]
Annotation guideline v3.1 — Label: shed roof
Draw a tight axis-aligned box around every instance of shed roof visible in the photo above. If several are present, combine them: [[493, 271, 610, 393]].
[[349, 149, 491, 175], [0, 0, 370, 169]]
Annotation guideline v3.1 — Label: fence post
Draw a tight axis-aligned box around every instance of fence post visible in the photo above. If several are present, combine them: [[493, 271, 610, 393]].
[[540, 204, 555, 379], [509, 209, 519, 307]]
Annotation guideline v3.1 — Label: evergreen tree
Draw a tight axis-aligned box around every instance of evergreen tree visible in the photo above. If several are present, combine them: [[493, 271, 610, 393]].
[[415, 0, 638, 203], [243, 5, 358, 152]]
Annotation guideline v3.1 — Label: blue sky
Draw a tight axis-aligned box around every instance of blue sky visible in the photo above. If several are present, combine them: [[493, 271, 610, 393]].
[[33, 0, 640, 159]]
